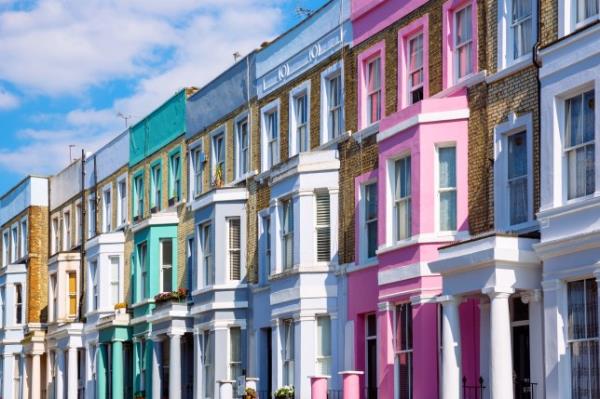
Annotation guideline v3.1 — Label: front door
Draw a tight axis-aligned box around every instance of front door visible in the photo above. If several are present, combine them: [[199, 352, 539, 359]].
[[512, 297, 532, 399]]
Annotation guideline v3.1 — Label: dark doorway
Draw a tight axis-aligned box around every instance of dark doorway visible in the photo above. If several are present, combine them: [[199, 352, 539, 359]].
[[513, 297, 532, 399]]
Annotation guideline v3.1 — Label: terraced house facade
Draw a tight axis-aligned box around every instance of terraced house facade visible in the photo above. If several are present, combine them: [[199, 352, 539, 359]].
[[1, 0, 599, 398]]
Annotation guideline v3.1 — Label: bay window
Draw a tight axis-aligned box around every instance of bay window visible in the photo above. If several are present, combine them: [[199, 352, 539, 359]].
[[110, 256, 120, 305], [316, 315, 332, 375], [160, 239, 173, 292], [68, 271, 77, 317], [228, 218, 241, 281], [565, 90, 595, 200], [138, 242, 147, 300], [201, 223, 214, 286], [567, 278, 599, 397], [394, 156, 412, 241], [15, 284, 22, 325], [90, 260, 98, 311], [88, 197, 96, 237], [283, 319, 295, 386], [438, 146, 457, 231], [395, 303, 413, 399], [203, 331, 214, 398], [229, 327, 242, 380], [282, 199, 294, 270], [366, 57, 382, 125], [408, 33, 424, 104], [454, 5, 473, 80], [315, 192, 331, 262]]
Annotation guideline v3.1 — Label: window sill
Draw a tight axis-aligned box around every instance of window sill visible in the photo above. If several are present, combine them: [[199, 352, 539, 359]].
[[352, 122, 380, 144], [487, 58, 533, 84], [130, 298, 155, 309], [435, 70, 486, 98], [316, 130, 352, 150], [346, 259, 378, 273], [192, 282, 248, 296]]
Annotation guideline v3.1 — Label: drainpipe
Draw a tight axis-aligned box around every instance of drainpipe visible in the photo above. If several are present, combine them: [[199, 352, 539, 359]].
[[533, 0, 542, 232], [78, 150, 87, 322]]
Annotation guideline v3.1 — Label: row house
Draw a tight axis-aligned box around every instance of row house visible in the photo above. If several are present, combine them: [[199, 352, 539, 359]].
[[344, 0, 543, 397], [46, 159, 86, 399], [0, 176, 48, 399], [185, 51, 256, 398], [248, 1, 351, 397], [127, 88, 194, 399], [82, 130, 131, 399], [536, 3, 600, 398]]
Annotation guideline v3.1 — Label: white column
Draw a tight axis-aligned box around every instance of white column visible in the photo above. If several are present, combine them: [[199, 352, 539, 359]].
[[31, 354, 41, 399], [169, 333, 182, 399], [483, 287, 514, 399], [56, 350, 65, 399], [194, 332, 201, 399], [526, 290, 544, 399], [2, 354, 13, 399], [296, 314, 315, 399], [152, 338, 162, 399], [439, 295, 462, 399], [271, 319, 281, 392], [67, 348, 77, 399]]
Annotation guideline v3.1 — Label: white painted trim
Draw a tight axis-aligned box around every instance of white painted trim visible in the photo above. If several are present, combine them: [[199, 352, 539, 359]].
[[377, 109, 470, 142], [487, 58, 533, 84], [130, 212, 178, 233], [288, 80, 312, 157], [209, 124, 227, 185], [496, 0, 537, 71], [320, 60, 346, 145], [190, 188, 248, 212], [378, 262, 437, 285], [233, 111, 250, 180], [190, 301, 249, 315], [260, 99, 281, 172]]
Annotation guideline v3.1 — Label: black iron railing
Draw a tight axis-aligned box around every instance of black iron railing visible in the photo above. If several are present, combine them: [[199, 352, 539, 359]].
[[462, 376, 486, 399], [514, 379, 537, 399], [328, 389, 342, 399], [364, 387, 378, 399]]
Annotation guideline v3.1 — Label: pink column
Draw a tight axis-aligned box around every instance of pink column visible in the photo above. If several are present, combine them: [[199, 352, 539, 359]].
[[411, 300, 440, 399], [309, 376, 330, 399], [339, 371, 363, 399]]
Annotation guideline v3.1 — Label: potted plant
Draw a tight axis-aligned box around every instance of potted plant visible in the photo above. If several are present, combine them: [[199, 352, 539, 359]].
[[245, 387, 257, 399], [154, 288, 189, 304], [114, 302, 127, 314], [213, 164, 224, 188], [273, 386, 294, 399], [134, 391, 145, 399]]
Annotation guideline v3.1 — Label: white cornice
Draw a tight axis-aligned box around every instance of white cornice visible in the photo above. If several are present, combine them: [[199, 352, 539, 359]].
[[378, 262, 438, 285], [377, 109, 470, 143], [190, 187, 248, 212], [130, 212, 179, 233]]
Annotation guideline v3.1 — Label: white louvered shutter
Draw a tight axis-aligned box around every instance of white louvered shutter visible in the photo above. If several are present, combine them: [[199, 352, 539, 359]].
[[316, 193, 331, 262], [229, 218, 241, 280]]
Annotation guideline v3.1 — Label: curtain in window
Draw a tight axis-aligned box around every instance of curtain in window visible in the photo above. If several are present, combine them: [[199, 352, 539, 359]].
[[568, 279, 600, 398], [508, 132, 528, 225], [409, 35, 423, 87], [365, 183, 378, 259], [316, 316, 332, 375], [395, 157, 411, 239], [578, 0, 599, 22], [439, 148, 457, 231], [367, 58, 381, 123], [455, 6, 472, 78], [566, 91, 595, 199], [512, 0, 532, 58]]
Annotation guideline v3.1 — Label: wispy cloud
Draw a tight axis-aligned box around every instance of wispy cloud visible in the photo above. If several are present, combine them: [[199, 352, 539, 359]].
[[0, 0, 288, 178], [0, 85, 19, 110]]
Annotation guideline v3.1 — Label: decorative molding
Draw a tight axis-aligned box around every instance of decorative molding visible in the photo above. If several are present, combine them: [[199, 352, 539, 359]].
[[258, 28, 344, 98]]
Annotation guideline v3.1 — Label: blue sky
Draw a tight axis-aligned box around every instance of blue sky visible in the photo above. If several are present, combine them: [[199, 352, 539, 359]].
[[0, 0, 327, 194]]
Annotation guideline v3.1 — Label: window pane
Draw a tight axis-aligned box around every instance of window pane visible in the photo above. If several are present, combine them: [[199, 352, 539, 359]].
[[508, 132, 528, 179], [456, 6, 472, 44], [440, 191, 457, 231], [439, 148, 456, 188], [509, 177, 528, 225]]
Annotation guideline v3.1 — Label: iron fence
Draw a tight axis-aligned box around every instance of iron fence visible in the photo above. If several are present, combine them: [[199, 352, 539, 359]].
[[462, 376, 485, 399]]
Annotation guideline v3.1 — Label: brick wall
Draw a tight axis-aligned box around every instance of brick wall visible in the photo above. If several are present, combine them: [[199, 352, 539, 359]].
[[28, 206, 49, 323]]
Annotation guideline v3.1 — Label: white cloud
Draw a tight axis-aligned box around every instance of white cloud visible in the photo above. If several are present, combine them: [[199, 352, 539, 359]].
[[0, 86, 19, 109], [0, 0, 293, 178]]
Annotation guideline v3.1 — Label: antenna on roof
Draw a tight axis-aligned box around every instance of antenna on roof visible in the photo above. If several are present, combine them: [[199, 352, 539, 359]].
[[117, 112, 132, 128], [295, 6, 313, 18], [233, 51, 241, 62]]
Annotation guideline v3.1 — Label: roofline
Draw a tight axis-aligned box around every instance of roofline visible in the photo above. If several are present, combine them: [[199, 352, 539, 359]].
[[0, 175, 48, 201], [129, 88, 187, 131]]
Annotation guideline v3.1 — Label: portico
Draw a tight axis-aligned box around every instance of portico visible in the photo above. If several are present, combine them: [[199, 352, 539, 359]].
[[430, 234, 544, 399]]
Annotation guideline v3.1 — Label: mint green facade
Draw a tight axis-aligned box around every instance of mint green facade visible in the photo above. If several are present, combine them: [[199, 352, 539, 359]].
[[129, 89, 186, 166]]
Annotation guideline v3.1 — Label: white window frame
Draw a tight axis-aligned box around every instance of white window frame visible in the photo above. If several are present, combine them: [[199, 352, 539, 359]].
[[200, 222, 214, 287], [159, 239, 173, 293], [494, 113, 534, 231], [497, 0, 537, 69], [394, 303, 413, 399], [289, 81, 311, 157], [560, 0, 600, 34], [75, 201, 82, 246], [227, 217, 241, 281], [386, 154, 412, 245], [315, 191, 331, 263], [359, 180, 378, 265], [407, 31, 425, 105], [62, 211, 71, 251], [453, 3, 474, 82], [210, 126, 226, 186], [150, 163, 162, 212], [228, 326, 242, 380], [281, 198, 294, 271], [89, 259, 98, 311], [19, 216, 27, 258], [2, 229, 9, 266], [169, 151, 182, 202], [10, 224, 17, 263], [138, 242, 148, 301], [67, 271, 78, 317], [133, 173, 144, 220], [102, 185, 112, 233], [366, 57, 383, 126], [14, 283, 23, 325], [50, 274, 57, 321], [117, 176, 128, 227], [188, 140, 204, 199], [88, 195, 97, 238], [109, 255, 121, 305], [260, 99, 280, 172], [315, 315, 332, 375], [321, 61, 345, 144], [435, 144, 458, 233], [203, 330, 214, 399], [282, 318, 295, 386], [234, 113, 250, 180], [258, 210, 271, 282]]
